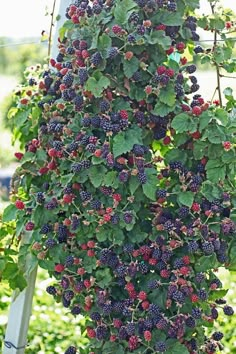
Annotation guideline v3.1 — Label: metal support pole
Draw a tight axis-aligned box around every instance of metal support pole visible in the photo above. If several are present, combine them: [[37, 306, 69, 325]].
[[2, 0, 71, 352]]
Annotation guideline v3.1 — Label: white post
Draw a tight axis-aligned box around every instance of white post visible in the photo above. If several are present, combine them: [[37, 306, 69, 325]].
[[2, 0, 71, 352]]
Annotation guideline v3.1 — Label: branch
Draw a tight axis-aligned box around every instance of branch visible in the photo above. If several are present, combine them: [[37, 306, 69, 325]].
[[48, 0, 57, 58]]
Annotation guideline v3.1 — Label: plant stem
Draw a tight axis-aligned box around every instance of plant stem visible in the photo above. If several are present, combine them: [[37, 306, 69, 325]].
[[48, 0, 57, 58], [211, 3, 223, 108]]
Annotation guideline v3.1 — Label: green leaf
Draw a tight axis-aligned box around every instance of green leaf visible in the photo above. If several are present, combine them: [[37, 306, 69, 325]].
[[145, 30, 171, 49], [103, 171, 118, 187], [152, 102, 176, 117], [159, 84, 176, 107], [8, 272, 27, 291], [171, 113, 197, 133], [152, 11, 184, 26], [206, 125, 226, 144], [95, 269, 112, 288], [201, 181, 221, 201], [97, 34, 112, 58], [89, 165, 107, 188], [2, 204, 17, 222], [113, 126, 142, 158], [178, 191, 194, 207], [142, 174, 157, 201], [96, 230, 108, 242], [123, 56, 139, 78], [195, 254, 218, 272], [206, 160, 226, 182], [165, 148, 187, 164], [214, 108, 228, 126], [209, 289, 228, 301], [114, 0, 137, 25], [85, 75, 110, 97], [165, 342, 189, 354], [111, 229, 125, 245], [14, 108, 30, 126], [193, 141, 207, 159], [199, 111, 212, 132], [129, 175, 140, 195]]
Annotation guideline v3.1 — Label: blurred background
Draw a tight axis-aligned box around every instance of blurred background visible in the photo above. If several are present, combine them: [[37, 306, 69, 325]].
[[0, 0, 235, 353]]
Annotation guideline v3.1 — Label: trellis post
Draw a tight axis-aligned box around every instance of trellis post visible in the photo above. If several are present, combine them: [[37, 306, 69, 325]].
[[2, 0, 71, 352]]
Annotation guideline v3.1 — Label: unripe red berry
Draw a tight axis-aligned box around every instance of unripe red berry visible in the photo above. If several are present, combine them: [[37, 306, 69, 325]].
[[87, 327, 96, 338], [25, 221, 34, 231], [87, 240, 95, 248], [223, 141, 232, 151], [192, 106, 202, 116], [176, 42, 185, 52], [124, 51, 133, 60], [54, 264, 65, 272], [87, 250, 95, 257], [84, 279, 91, 288], [138, 291, 147, 301], [15, 152, 24, 160], [157, 66, 166, 75], [15, 200, 25, 210], [141, 300, 150, 310], [144, 330, 152, 341], [163, 136, 171, 145]]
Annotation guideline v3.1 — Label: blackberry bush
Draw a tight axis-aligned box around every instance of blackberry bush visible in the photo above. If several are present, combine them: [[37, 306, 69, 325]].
[[2, 0, 236, 353]]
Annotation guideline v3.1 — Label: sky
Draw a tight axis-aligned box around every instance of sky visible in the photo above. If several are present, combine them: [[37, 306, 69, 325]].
[[0, 0, 235, 38]]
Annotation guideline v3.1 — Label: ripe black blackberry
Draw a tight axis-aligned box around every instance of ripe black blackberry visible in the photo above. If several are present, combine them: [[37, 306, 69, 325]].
[[223, 305, 234, 316], [73, 95, 83, 108], [40, 224, 52, 234], [90, 199, 102, 210], [126, 322, 136, 335], [194, 45, 204, 54], [185, 316, 196, 328], [56, 53, 64, 62], [91, 115, 101, 127], [78, 68, 88, 85], [71, 306, 81, 315], [175, 83, 184, 97], [129, 12, 139, 24], [191, 84, 200, 93], [192, 307, 202, 319], [91, 312, 101, 321], [46, 285, 57, 295], [154, 127, 167, 140], [127, 34, 136, 43], [80, 190, 91, 201], [138, 172, 147, 184], [132, 71, 142, 81], [64, 346, 77, 354], [45, 238, 56, 248], [71, 162, 82, 173], [29, 78, 37, 86], [201, 241, 214, 255], [137, 24, 145, 35], [44, 76, 53, 89], [148, 304, 160, 317], [212, 331, 224, 341], [169, 160, 183, 170], [96, 325, 108, 340], [178, 206, 189, 218], [119, 171, 129, 182], [155, 341, 167, 352], [108, 47, 119, 59], [99, 100, 110, 112], [167, 0, 177, 11], [156, 189, 167, 198], [93, 3, 102, 14], [91, 52, 102, 66], [65, 255, 74, 267], [62, 73, 74, 87], [198, 289, 208, 301], [111, 214, 120, 224], [186, 64, 197, 74], [172, 290, 185, 304], [138, 262, 149, 274], [36, 192, 45, 204], [81, 160, 91, 169], [100, 118, 112, 132]]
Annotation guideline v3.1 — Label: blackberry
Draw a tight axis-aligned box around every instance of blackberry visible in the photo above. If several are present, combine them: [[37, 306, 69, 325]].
[[63, 290, 74, 301], [185, 316, 196, 328], [211, 307, 219, 319], [79, 68, 88, 85], [108, 47, 119, 59], [99, 100, 110, 112], [73, 95, 83, 108], [137, 24, 145, 35], [126, 322, 136, 335], [123, 211, 133, 224], [66, 142, 79, 153], [147, 280, 159, 289], [64, 346, 77, 354], [90, 115, 101, 128], [63, 73, 74, 87], [45, 238, 56, 248], [189, 338, 197, 351], [100, 186, 113, 195], [71, 305, 81, 315], [178, 206, 189, 218], [61, 277, 70, 289], [119, 326, 128, 340], [191, 84, 200, 93], [119, 170, 129, 183], [138, 172, 147, 184], [195, 272, 205, 283], [172, 290, 185, 304], [44, 76, 53, 89], [223, 305, 234, 316], [194, 45, 204, 54], [80, 190, 91, 201], [139, 262, 149, 274], [129, 12, 139, 24], [102, 303, 113, 315], [40, 224, 52, 234], [91, 52, 102, 66], [175, 83, 184, 97], [96, 325, 108, 340], [127, 34, 136, 43], [132, 71, 142, 81], [156, 189, 167, 198], [36, 192, 45, 204], [167, 1, 177, 12], [173, 258, 184, 269], [71, 162, 82, 173], [91, 312, 101, 321], [152, 248, 162, 260], [53, 140, 63, 151], [46, 285, 57, 295], [133, 144, 145, 156], [190, 75, 198, 84], [212, 331, 224, 341], [201, 241, 214, 255], [93, 3, 102, 14], [65, 255, 74, 267], [62, 297, 71, 308], [90, 199, 102, 210], [186, 64, 197, 74], [115, 265, 128, 277], [81, 160, 91, 169], [191, 32, 200, 41], [187, 240, 199, 253], [111, 214, 120, 224], [155, 341, 167, 352], [192, 307, 202, 319], [57, 224, 68, 243], [123, 244, 134, 253], [169, 160, 183, 170], [198, 289, 208, 301], [66, 47, 75, 55], [148, 304, 160, 317]]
